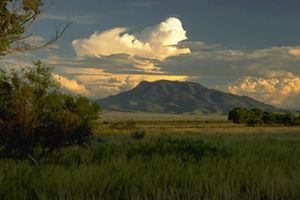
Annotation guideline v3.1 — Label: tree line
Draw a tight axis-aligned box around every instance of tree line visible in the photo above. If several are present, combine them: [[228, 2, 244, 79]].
[[228, 107, 300, 126]]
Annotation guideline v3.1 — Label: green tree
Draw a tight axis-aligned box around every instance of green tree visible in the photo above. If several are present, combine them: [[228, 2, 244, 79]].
[[246, 111, 263, 126], [295, 116, 300, 126], [0, 62, 100, 159], [0, 1, 91, 162], [262, 112, 276, 124], [251, 108, 263, 119], [280, 114, 296, 126], [244, 108, 264, 126], [228, 107, 249, 124]]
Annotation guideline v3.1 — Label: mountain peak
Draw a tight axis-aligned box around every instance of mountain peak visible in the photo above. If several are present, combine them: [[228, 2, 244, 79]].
[[138, 79, 207, 89], [97, 80, 279, 114]]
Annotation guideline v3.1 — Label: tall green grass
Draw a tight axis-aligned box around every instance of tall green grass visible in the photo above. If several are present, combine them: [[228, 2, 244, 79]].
[[0, 134, 300, 200]]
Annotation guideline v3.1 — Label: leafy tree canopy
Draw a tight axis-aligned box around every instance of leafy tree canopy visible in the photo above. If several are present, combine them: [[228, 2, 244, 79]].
[[0, 62, 100, 159], [228, 107, 300, 127]]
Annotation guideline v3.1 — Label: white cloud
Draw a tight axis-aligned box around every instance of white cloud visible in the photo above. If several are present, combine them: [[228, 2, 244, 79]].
[[72, 17, 190, 60], [23, 36, 45, 46], [289, 48, 300, 56], [52, 73, 90, 96], [54, 67, 188, 99], [228, 71, 300, 109]]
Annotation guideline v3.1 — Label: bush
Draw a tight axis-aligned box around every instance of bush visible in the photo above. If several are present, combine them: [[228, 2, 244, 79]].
[[0, 62, 100, 158], [295, 116, 300, 126], [262, 112, 276, 124], [127, 138, 223, 162], [277, 114, 296, 126], [246, 117, 263, 127], [109, 120, 136, 130], [228, 107, 299, 127], [131, 130, 146, 140], [228, 107, 249, 123]]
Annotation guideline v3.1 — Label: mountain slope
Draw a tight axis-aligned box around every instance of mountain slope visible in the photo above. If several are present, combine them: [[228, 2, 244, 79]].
[[97, 80, 280, 114]]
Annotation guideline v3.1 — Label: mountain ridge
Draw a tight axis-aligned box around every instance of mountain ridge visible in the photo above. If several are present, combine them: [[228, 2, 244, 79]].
[[97, 80, 282, 114]]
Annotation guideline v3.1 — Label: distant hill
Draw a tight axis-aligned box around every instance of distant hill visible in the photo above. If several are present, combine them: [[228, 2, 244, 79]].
[[97, 80, 282, 114]]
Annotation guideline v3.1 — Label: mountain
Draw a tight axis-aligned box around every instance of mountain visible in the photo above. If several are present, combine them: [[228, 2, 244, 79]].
[[97, 80, 281, 114]]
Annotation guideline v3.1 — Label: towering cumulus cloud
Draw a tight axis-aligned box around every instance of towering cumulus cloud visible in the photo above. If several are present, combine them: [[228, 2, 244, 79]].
[[72, 17, 190, 60], [289, 48, 300, 56], [228, 71, 300, 109], [52, 73, 90, 96]]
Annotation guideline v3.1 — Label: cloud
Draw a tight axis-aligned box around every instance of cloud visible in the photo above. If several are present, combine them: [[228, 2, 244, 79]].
[[40, 13, 102, 25], [52, 73, 90, 96], [3, 25, 300, 109], [227, 71, 300, 109], [22, 35, 59, 49], [54, 67, 188, 99], [289, 48, 300, 56], [72, 17, 190, 60], [23, 36, 46, 46], [157, 44, 300, 87]]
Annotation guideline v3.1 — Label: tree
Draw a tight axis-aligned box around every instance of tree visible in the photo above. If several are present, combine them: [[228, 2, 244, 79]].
[[246, 112, 263, 126], [228, 107, 300, 127], [278, 113, 296, 126], [262, 112, 276, 124], [0, 1, 97, 162], [228, 107, 249, 124], [295, 116, 300, 126], [0, 0, 69, 56], [0, 62, 100, 159], [251, 108, 263, 119]]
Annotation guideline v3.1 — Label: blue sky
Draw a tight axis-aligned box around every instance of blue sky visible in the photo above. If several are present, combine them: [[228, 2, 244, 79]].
[[2, 0, 300, 109], [35, 0, 300, 49]]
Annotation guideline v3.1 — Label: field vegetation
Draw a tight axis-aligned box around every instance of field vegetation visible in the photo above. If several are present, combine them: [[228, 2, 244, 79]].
[[228, 107, 300, 126], [1, 114, 300, 199]]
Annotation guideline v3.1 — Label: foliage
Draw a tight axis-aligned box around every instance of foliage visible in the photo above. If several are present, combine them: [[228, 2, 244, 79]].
[[109, 120, 137, 130], [127, 138, 221, 161], [0, 0, 42, 55], [130, 129, 146, 140], [0, 0, 69, 56], [0, 62, 100, 158], [262, 111, 276, 124], [0, 134, 300, 199], [228, 107, 251, 124], [228, 107, 300, 126]]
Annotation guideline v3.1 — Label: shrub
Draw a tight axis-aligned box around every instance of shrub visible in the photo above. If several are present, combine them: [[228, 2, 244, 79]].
[[295, 116, 300, 126], [127, 138, 224, 162], [262, 112, 276, 124], [131, 130, 146, 140], [109, 120, 136, 130], [228, 107, 299, 127], [0, 62, 100, 158], [246, 117, 263, 127], [228, 107, 249, 123]]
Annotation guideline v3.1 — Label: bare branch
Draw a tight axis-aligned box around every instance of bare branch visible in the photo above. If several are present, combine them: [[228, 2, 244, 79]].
[[8, 21, 71, 53], [0, 0, 70, 56]]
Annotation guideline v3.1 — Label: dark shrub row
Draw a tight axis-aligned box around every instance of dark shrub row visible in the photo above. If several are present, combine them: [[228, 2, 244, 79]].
[[228, 107, 300, 126]]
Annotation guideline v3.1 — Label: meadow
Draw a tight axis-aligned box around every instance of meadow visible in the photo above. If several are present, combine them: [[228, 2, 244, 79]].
[[1, 112, 300, 200]]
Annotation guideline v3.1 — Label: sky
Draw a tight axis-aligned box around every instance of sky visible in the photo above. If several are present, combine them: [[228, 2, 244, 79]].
[[2, 0, 300, 109]]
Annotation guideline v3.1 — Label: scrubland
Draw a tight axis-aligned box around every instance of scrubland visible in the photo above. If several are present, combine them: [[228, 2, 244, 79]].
[[1, 112, 300, 200]]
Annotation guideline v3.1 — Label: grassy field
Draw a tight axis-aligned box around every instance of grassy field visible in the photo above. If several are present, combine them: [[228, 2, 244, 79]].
[[98, 111, 300, 135], [1, 112, 300, 199]]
